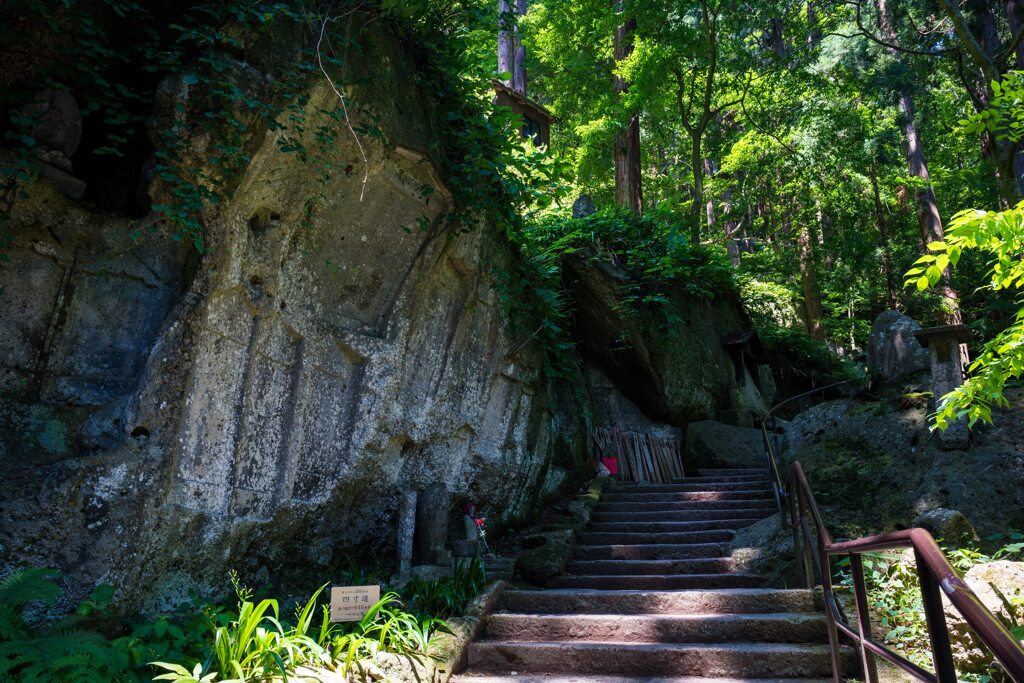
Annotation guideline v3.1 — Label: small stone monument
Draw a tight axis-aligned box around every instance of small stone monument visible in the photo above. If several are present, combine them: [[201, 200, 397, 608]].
[[452, 501, 481, 558], [914, 324, 972, 450], [395, 489, 417, 582], [413, 482, 450, 566], [868, 310, 930, 382], [24, 89, 87, 199], [572, 194, 596, 219]]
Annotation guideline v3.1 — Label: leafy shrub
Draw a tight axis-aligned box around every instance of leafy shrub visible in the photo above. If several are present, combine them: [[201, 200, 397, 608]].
[[757, 324, 862, 383], [499, 207, 736, 373], [401, 559, 487, 619], [738, 277, 804, 329]]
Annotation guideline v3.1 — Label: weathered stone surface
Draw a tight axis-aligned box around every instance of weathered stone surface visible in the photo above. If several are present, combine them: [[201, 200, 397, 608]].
[[784, 393, 1024, 537], [572, 194, 596, 219], [729, 513, 796, 588], [913, 508, 979, 547], [943, 561, 1024, 674], [27, 90, 82, 161], [416, 483, 450, 565], [867, 310, 930, 382], [0, 20, 591, 611], [396, 490, 417, 579], [686, 420, 764, 470], [516, 529, 575, 586], [564, 255, 756, 426]]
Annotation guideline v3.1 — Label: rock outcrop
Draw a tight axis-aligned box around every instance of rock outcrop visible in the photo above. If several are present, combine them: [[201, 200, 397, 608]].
[[0, 20, 590, 610], [867, 310, 930, 383], [564, 256, 756, 426]]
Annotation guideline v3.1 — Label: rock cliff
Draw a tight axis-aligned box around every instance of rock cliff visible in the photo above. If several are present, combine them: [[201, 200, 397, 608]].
[[0, 16, 755, 610]]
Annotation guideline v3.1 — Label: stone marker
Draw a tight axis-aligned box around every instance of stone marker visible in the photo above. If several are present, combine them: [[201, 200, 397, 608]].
[[24, 90, 87, 199], [396, 489, 417, 580], [914, 324, 972, 450], [572, 194, 596, 219], [414, 482, 449, 565], [867, 310, 930, 382]]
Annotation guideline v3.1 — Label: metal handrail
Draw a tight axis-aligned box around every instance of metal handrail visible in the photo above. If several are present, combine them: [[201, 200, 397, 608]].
[[761, 380, 851, 522], [788, 461, 1024, 682], [759, 382, 1024, 680]]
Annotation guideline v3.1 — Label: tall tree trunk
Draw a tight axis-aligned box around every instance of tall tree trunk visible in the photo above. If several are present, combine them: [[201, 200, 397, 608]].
[[614, 12, 642, 213], [687, 130, 704, 239], [513, 0, 527, 94], [498, 0, 514, 87], [870, 162, 899, 309], [877, 0, 962, 323], [899, 94, 962, 323], [797, 220, 826, 341], [807, 1, 821, 49], [1007, 0, 1024, 67]]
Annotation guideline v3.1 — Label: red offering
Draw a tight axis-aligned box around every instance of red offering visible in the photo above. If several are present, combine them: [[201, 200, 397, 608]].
[[601, 457, 619, 476]]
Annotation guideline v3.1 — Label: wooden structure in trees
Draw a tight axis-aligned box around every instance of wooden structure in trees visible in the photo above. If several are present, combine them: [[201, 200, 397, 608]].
[[492, 80, 553, 147]]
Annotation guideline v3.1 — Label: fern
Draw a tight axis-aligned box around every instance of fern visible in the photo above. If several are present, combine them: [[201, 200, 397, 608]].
[[0, 568, 132, 683]]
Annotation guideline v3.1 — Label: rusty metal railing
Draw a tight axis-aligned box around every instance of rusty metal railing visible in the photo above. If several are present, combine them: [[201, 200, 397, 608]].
[[759, 385, 1024, 681], [761, 380, 851, 522], [789, 462, 1024, 682]]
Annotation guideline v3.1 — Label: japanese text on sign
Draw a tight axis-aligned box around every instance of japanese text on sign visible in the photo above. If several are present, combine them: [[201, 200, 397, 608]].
[[330, 585, 380, 622]]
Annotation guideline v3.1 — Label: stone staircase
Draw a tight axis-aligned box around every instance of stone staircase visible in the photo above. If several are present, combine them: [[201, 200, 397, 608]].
[[456, 468, 844, 682]]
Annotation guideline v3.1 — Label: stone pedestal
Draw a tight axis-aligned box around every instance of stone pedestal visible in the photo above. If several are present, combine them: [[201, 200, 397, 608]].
[[914, 324, 972, 450]]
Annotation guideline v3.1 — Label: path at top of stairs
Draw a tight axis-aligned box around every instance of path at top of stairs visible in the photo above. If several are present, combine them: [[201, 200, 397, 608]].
[[455, 467, 851, 682]]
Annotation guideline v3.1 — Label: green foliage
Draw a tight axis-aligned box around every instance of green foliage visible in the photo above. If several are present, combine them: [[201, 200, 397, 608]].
[[0, 565, 469, 683], [757, 325, 861, 384], [499, 206, 735, 374], [905, 202, 1024, 429], [401, 559, 487, 619], [837, 535, 1024, 677], [0, 568, 140, 683]]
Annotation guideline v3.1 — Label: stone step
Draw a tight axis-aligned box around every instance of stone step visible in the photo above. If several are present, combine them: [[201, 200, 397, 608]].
[[593, 509, 773, 523], [672, 475, 769, 485], [467, 640, 846, 678], [547, 573, 764, 590], [456, 675, 831, 683], [587, 519, 764, 534], [697, 468, 770, 477], [566, 558, 736, 576], [485, 612, 829, 644], [619, 482, 774, 493], [580, 530, 737, 546], [502, 588, 818, 615], [573, 542, 730, 560], [602, 490, 773, 503], [597, 500, 774, 513]]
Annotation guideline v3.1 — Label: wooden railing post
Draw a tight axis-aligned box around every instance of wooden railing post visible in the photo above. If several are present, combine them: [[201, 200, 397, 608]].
[[850, 554, 879, 683], [915, 548, 957, 683]]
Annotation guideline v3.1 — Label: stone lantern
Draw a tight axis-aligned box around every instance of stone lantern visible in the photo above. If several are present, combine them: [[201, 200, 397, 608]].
[[913, 324, 972, 450]]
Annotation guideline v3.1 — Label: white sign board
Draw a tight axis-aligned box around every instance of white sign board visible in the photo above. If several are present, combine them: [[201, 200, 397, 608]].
[[330, 585, 381, 623]]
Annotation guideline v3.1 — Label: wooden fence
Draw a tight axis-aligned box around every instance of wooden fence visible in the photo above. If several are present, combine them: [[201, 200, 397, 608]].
[[592, 427, 684, 484]]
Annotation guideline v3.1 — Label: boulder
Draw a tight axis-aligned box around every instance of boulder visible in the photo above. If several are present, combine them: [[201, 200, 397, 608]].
[[944, 561, 1024, 674], [686, 420, 764, 470], [867, 310, 930, 382], [516, 529, 575, 585], [913, 508, 979, 548], [572, 194, 596, 218], [729, 514, 795, 587]]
